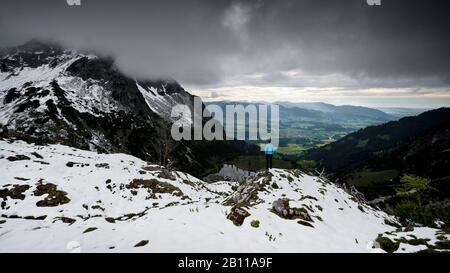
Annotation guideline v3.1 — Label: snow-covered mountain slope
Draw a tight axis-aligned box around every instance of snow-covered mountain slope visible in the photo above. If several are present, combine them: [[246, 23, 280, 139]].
[[0, 40, 190, 157], [1, 139, 448, 252], [0, 40, 192, 123], [136, 80, 195, 124], [0, 40, 255, 176]]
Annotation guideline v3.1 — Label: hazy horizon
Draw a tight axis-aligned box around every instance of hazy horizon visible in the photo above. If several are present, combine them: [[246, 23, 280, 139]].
[[197, 97, 435, 110], [190, 88, 447, 109]]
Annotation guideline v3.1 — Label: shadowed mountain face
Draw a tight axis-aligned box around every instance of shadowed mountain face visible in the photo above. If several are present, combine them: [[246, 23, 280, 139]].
[[365, 121, 450, 180], [301, 108, 450, 228], [0, 40, 257, 177], [304, 108, 450, 172]]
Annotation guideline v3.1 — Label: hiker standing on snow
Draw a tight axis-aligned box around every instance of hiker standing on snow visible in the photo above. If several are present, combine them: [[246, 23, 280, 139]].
[[265, 139, 274, 169]]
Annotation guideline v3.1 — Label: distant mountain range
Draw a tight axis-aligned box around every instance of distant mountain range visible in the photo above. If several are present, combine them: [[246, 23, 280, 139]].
[[276, 101, 396, 121], [212, 100, 398, 124]]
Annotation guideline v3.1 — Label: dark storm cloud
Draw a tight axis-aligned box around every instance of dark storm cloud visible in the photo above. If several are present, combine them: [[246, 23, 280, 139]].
[[0, 0, 449, 89]]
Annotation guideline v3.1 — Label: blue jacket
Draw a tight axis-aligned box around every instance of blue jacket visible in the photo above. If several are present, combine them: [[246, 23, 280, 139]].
[[265, 143, 274, 155]]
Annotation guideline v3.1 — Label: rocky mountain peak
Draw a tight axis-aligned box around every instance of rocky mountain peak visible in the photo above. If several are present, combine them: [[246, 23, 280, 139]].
[[0, 40, 255, 177]]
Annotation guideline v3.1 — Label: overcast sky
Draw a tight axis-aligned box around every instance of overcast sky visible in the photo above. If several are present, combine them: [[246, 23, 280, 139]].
[[1, 0, 450, 108]]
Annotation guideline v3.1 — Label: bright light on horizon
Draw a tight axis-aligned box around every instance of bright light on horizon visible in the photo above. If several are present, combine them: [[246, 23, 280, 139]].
[[189, 86, 450, 109]]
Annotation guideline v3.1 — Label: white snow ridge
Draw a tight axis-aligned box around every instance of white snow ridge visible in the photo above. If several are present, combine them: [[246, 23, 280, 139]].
[[0, 139, 448, 253]]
